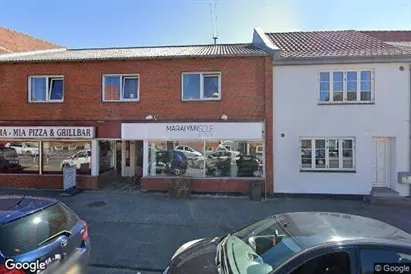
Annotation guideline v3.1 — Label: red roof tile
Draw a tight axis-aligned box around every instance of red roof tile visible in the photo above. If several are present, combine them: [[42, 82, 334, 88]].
[[265, 30, 411, 59], [0, 26, 62, 54], [360, 31, 411, 42]]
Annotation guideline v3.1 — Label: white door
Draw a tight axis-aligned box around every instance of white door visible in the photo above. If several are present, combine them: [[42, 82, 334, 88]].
[[372, 138, 391, 188]]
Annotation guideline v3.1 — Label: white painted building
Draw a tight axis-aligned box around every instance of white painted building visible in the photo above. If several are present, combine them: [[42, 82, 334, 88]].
[[253, 29, 411, 197]]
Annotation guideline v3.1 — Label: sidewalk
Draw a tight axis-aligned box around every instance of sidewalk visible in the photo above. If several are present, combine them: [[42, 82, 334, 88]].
[[1, 188, 410, 271]]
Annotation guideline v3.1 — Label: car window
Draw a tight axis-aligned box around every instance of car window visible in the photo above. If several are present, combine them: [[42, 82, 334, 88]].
[[360, 249, 411, 274], [290, 251, 352, 274], [87, 151, 91, 157], [0, 203, 79, 256], [176, 146, 183, 150]]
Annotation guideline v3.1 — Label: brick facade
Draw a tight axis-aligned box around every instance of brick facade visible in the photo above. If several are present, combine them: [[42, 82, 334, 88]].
[[0, 56, 273, 193]]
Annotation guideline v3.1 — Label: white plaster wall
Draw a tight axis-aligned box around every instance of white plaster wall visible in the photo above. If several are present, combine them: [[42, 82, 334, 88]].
[[273, 63, 410, 196]]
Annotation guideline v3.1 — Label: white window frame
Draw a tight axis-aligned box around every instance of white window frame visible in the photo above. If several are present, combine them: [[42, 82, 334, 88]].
[[318, 69, 374, 104], [102, 74, 140, 102], [256, 145, 264, 153], [28, 75, 64, 103], [299, 137, 356, 171], [181, 72, 222, 101]]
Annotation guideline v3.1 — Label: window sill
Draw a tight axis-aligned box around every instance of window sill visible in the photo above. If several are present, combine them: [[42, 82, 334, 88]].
[[102, 99, 140, 103], [300, 169, 356, 173], [318, 101, 374, 105], [182, 98, 221, 102], [28, 101, 64, 104]]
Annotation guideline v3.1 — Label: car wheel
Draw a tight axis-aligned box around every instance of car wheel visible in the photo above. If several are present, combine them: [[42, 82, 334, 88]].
[[173, 169, 181, 176], [212, 169, 222, 177]]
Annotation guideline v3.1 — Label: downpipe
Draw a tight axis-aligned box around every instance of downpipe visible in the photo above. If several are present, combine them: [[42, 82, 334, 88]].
[[409, 65, 411, 197]]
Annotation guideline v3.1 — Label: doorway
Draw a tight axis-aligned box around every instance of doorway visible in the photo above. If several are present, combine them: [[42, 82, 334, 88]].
[[116, 141, 122, 176], [371, 137, 391, 188]]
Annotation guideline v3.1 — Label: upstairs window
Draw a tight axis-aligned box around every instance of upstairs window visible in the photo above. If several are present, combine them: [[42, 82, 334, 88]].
[[103, 74, 139, 102], [318, 70, 374, 103], [182, 72, 221, 101], [29, 76, 64, 102]]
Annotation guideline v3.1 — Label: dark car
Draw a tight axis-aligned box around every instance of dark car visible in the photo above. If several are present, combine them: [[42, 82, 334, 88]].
[[0, 195, 91, 274], [162, 212, 411, 274], [205, 151, 232, 177], [236, 155, 263, 177], [153, 150, 188, 176], [0, 146, 21, 171]]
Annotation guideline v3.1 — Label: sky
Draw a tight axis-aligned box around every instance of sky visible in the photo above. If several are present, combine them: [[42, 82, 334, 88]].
[[0, 0, 410, 49]]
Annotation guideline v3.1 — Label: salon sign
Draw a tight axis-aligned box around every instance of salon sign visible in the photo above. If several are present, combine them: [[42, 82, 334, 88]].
[[0, 127, 95, 139]]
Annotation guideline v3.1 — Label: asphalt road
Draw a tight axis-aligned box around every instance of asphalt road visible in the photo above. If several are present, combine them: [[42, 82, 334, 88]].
[[1, 189, 410, 273]]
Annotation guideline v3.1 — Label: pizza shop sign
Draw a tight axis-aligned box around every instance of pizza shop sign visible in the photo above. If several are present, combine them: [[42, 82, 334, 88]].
[[0, 127, 95, 139]]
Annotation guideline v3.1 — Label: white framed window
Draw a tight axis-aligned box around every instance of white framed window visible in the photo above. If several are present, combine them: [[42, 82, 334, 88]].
[[256, 146, 264, 153], [206, 146, 213, 152], [318, 70, 374, 104], [182, 72, 221, 101], [300, 137, 355, 171], [28, 76, 64, 103], [102, 74, 139, 102]]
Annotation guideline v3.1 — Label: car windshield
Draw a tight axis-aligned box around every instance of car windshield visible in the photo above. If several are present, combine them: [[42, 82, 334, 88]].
[[224, 217, 305, 274]]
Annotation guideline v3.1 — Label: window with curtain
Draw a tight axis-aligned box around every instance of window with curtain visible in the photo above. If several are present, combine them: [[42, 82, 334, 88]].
[[182, 72, 221, 101], [103, 75, 139, 101], [29, 76, 64, 102]]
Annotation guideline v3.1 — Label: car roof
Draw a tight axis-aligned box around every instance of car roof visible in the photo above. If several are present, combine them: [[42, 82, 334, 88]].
[[276, 212, 411, 248], [0, 195, 59, 226]]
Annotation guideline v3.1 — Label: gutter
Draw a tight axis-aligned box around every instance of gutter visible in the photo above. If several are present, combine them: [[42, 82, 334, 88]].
[[274, 55, 411, 66]]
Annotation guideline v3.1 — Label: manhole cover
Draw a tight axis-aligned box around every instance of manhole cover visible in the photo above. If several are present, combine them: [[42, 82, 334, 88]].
[[87, 201, 107, 208]]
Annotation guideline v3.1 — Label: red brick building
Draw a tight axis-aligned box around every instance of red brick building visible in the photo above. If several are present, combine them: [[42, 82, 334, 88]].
[[0, 38, 274, 195], [0, 26, 62, 54]]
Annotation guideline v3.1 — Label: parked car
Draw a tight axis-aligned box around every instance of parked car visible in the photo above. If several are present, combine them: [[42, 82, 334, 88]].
[[236, 155, 263, 177], [61, 149, 91, 170], [151, 150, 188, 176], [0, 195, 91, 274], [205, 151, 232, 177], [7, 142, 39, 156], [174, 145, 203, 160], [0, 146, 20, 170], [162, 212, 411, 274]]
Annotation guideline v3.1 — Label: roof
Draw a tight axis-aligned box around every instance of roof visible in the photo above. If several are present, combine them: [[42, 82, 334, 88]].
[[277, 212, 411, 248], [0, 195, 58, 225], [360, 31, 411, 42], [0, 26, 62, 55], [265, 30, 411, 59], [0, 43, 269, 63]]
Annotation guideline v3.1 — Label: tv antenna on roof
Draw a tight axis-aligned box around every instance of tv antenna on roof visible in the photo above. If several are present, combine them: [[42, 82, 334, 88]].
[[209, 0, 219, 45]]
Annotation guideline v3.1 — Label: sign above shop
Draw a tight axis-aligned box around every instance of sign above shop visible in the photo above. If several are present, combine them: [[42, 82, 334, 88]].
[[0, 126, 95, 139], [122, 122, 264, 140]]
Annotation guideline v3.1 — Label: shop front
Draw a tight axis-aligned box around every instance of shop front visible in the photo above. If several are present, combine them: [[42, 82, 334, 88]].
[[121, 121, 267, 194], [0, 123, 122, 190]]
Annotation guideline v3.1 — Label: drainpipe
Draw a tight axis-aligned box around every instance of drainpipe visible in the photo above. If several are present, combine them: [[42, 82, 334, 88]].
[[409, 65, 411, 196]]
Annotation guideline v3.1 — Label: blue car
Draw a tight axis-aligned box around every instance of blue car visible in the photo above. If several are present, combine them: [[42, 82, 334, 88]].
[[0, 195, 91, 274]]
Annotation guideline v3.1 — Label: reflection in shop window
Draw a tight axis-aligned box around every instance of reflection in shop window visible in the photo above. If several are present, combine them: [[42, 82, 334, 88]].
[[0, 141, 39, 173], [99, 141, 114, 174], [148, 141, 205, 177], [42, 141, 91, 174], [205, 141, 264, 178]]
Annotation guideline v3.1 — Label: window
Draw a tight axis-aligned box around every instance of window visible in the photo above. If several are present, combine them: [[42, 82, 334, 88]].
[[291, 252, 352, 274], [318, 70, 374, 103], [360, 249, 411, 274], [147, 140, 264, 178], [256, 146, 264, 153], [29, 76, 64, 102], [103, 74, 139, 102], [0, 141, 39, 174], [42, 141, 91, 175], [300, 138, 355, 171], [182, 72, 221, 100]]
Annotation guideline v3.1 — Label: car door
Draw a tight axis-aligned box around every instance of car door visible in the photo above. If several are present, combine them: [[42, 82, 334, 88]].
[[357, 246, 411, 274], [275, 247, 357, 274]]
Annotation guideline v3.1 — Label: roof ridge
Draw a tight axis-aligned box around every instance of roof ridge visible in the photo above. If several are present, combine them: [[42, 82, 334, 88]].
[[0, 26, 63, 48], [65, 43, 254, 51]]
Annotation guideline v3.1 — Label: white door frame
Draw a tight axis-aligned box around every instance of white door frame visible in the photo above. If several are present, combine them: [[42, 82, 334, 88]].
[[372, 137, 391, 188]]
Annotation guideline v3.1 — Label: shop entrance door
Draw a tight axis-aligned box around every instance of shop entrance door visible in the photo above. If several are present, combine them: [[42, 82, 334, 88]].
[[116, 141, 122, 176]]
